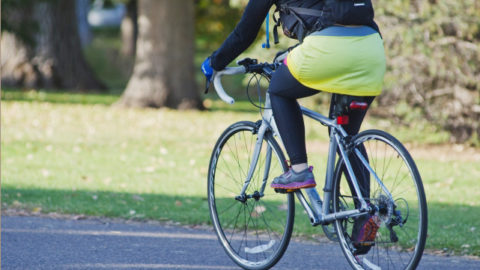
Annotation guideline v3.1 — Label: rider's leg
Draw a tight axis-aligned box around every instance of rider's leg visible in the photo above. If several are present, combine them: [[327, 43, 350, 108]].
[[269, 64, 318, 167], [329, 95, 380, 254], [329, 95, 375, 203], [268, 64, 318, 189]]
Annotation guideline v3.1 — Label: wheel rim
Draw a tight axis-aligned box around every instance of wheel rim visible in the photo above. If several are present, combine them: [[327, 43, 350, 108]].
[[209, 125, 293, 268], [334, 133, 427, 270]]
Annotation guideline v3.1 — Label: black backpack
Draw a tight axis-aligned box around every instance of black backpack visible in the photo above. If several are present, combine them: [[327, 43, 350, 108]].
[[274, 0, 375, 42]]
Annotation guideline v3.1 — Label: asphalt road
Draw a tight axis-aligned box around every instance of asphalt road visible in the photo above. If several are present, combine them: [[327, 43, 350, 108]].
[[2, 216, 479, 270]]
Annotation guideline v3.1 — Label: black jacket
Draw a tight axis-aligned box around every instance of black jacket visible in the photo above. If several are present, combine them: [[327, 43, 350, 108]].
[[210, 0, 275, 71], [210, 0, 379, 71]]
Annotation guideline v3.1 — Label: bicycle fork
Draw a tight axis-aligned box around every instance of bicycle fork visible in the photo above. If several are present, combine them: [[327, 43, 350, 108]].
[[238, 122, 276, 199], [238, 95, 280, 199]]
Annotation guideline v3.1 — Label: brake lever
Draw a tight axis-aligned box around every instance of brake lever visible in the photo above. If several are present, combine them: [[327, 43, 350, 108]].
[[204, 79, 210, 94], [204, 71, 217, 94]]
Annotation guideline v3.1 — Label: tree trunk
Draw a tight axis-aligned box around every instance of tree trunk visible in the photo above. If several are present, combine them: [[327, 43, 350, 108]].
[[1, 4, 44, 88], [37, 0, 105, 90], [116, 0, 202, 109], [121, 0, 138, 57], [1, 0, 105, 91]]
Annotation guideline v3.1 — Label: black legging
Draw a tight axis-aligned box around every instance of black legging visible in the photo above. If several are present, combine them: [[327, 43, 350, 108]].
[[269, 64, 374, 163], [269, 64, 373, 199]]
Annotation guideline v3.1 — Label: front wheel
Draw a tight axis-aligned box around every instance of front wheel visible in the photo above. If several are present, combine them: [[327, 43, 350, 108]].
[[207, 121, 294, 270], [333, 129, 428, 270]]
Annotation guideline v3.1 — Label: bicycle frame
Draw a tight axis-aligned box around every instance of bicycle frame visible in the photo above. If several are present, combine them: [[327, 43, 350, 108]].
[[241, 93, 395, 226], [213, 65, 393, 226]]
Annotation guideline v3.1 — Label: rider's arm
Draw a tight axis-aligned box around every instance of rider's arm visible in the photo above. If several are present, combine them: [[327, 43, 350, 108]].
[[210, 0, 275, 71]]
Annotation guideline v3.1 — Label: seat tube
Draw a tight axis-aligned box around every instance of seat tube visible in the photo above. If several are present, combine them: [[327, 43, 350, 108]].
[[322, 128, 338, 215]]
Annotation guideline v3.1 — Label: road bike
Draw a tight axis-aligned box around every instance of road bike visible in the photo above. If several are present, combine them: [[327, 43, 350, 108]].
[[207, 55, 428, 270]]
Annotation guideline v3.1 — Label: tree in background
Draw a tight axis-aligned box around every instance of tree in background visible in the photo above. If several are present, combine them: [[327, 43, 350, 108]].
[[1, 0, 105, 91], [195, 0, 243, 52], [121, 0, 137, 57], [116, 0, 202, 109]]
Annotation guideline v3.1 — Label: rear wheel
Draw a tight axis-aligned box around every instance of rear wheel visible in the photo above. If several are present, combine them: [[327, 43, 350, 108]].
[[333, 130, 428, 270], [208, 121, 294, 270]]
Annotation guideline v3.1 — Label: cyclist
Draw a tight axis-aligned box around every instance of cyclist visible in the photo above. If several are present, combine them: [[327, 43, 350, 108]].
[[202, 0, 386, 255]]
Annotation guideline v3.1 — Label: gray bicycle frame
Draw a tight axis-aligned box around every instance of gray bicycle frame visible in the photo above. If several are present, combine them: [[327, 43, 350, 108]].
[[247, 94, 393, 225], [213, 67, 393, 226], [298, 104, 394, 225]]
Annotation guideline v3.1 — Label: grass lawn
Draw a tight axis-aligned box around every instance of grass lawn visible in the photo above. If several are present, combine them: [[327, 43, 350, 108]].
[[1, 92, 479, 258]]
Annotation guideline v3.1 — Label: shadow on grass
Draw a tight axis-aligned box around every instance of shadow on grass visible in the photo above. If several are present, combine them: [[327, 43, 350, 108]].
[[2, 186, 479, 256]]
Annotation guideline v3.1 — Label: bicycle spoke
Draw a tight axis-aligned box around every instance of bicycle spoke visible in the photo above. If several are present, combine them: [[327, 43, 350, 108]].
[[228, 204, 244, 243], [208, 122, 293, 269], [217, 200, 240, 216], [230, 135, 248, 182], [218, 150, 244, 188], [334, 131, 427, 270], [214, 179, 242, 196]]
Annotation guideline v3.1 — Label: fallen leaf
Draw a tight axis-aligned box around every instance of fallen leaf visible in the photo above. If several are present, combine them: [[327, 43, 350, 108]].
[[41, 169, 50, 177], [132, 195, 144, 201], [254, 205, 266, 214], [144, 166, 155, 173], [72, 215, 87, 220], [12, 200, 22, 207], [103, 177, 112, 185]]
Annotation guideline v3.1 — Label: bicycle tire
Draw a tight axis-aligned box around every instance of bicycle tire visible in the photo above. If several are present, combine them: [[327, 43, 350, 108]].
[[333, 129, 428, 270], [208, 121, 294, 270]]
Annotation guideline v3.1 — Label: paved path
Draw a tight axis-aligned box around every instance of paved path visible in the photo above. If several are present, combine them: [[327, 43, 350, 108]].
[[2, 216, 479, 269]]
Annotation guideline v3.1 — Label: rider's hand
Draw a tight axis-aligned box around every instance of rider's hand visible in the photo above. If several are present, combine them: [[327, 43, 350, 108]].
[[201, 56, 215, 93], [202, 57, 215, 81]]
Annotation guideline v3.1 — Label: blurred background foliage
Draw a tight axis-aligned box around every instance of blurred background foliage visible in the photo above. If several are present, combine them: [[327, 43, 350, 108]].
[[374, 0, 480, 144], [195, 0, 243, 52]]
